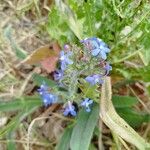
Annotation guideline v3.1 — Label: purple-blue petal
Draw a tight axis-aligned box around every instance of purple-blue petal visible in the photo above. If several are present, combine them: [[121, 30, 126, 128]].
[[81, 37, 110, 59], [80, 98, 93, 112], [104, 63, 112, 75], [88, 100, 93, 104], [37, 82, 49, 95], [61, 61, 67, 70], [103, 47, 110, 53], [86, 107, 91, 112], [59, 50, 73, 70], [41, 93, 58, 106], [71, 110, 77, 116], [91, 48, 100, 56], [100, 51, 107, 60], [63, 102, 77, 116], [63, 109, 69, 116], [54, 70, 63, 81], [60, 51, 65, 56], [85, 76, 95, 85], [85, 74, 103, 86]]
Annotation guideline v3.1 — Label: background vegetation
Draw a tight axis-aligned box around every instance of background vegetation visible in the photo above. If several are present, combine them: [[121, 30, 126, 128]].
[[0, 0, 150, 149]]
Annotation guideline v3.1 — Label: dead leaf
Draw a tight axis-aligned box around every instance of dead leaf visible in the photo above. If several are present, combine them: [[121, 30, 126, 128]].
[[25, 42, 60, 64], [25, 42, 61, 73], [40, 56, 58, 73]]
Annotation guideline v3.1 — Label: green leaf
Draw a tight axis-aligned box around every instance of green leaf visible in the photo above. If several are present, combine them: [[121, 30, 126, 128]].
[[115, 68, 132, 79], [112, 95, 138, 108], [56, 127, 73, 150], [89, 144, 97, 150], [116, 108, 150, 128], [55, 0, 83, 40], [32, 73, 57, 87], [47, 6, 76, 45], [79, 82, 99, 102], [0, 96, 42, 112], [70, 103, 99, 150]]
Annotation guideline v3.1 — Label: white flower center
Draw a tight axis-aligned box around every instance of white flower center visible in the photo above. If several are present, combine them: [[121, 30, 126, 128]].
[[60, 56, 65, 61], [95, 78, 99, 83]]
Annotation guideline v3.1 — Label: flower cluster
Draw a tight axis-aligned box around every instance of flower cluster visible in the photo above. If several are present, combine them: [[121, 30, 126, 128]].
[[82, 37, 112, 86], [81, 37, 110, 59], [37, 37, 112, 117]]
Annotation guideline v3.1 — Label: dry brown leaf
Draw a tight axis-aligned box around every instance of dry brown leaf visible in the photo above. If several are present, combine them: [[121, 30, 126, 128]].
[[25, 42, 61, 73]]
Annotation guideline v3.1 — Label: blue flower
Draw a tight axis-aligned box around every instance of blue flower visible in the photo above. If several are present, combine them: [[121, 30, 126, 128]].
[[104, 62, 112, 76], [53, 70, 64, 81], [63, 101, 77, 116], [37, 82, 48, 95], [60, 51, 73, 70], [37, 83, 58, 107], [41, 93, 58, 107], [81, 37, 110, 60], [80, 98, 93, 112], [85, 74, 103, 86]]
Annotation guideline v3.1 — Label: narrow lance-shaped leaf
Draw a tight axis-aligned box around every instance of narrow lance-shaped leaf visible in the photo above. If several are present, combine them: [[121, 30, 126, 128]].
[[56, 127, 73, 150], [70, 103, 99, 150], [0, 96, 42, 112], [100, 77, 150, 150], [32, 73, 57, 87]]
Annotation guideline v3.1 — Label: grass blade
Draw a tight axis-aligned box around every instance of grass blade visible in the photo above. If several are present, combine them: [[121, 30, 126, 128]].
[[0, 96, 42, 112], [0, 106, 38, 138]]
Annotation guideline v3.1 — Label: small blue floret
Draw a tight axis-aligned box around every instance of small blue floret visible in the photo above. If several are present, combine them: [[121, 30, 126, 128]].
[[81, 37, 110, 60], [63, 101, 77, 116], [53, 70, 64, 81], [41, 93, 58, 107], [60, 51, 73, 70], [37, 82, 48, 95], [104, 62, 112, 76], [85, 74, 103, 86], [80, 98, 93, 112], [37, 83, 58, 107]]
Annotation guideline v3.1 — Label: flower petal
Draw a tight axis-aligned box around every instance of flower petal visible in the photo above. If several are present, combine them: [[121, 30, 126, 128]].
[[100, 51, 107, 60], [91, 48, 100, 56]]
